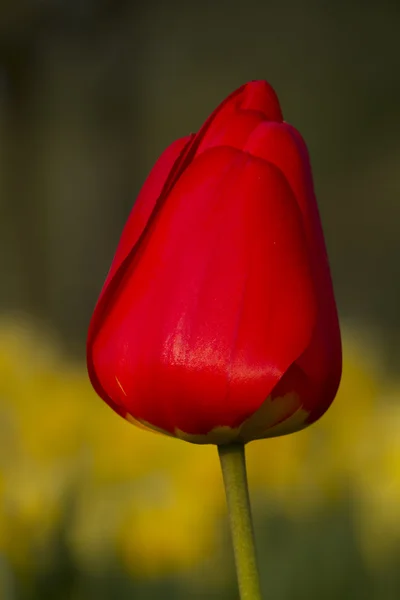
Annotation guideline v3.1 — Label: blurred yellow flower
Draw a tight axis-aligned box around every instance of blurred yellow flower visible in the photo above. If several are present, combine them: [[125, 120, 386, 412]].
[[0, 316, 398, 578]]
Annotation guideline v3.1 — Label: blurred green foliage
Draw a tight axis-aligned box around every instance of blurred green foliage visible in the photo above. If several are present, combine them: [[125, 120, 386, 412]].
[[0, 1, 399, 598]]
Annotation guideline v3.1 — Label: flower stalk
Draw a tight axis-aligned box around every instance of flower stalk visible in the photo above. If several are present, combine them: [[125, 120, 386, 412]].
[[218, 443, 262, 600]]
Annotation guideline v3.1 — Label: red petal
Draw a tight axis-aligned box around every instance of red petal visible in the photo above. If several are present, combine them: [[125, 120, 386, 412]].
[[193, 80, 283, 156], [100, 135, 193, 300], [90, 146, 316, 435], [87, 134, 194, 410], [244, 122, 342, 414], [240, 80, 283, 119]]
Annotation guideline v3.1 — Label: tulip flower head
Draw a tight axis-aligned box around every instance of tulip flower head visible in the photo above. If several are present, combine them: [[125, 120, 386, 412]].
[[87, 80, 342, 445]]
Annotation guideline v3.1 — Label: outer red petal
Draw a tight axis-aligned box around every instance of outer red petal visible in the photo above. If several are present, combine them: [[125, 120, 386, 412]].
[[243, 121, 342, 416], [90, 146, 316, 436], [97, 135, 193, 302], [87, 134, 194, 412]]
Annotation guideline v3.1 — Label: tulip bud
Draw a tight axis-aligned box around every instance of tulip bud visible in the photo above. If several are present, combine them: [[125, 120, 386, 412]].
[[87, 80, 342, 444]]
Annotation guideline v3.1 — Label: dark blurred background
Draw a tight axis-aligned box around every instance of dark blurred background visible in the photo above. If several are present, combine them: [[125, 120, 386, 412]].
[[1, 1, 400, 599]]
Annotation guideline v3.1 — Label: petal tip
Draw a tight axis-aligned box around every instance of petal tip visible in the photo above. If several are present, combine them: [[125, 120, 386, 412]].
[[240, 80, 283, 122]]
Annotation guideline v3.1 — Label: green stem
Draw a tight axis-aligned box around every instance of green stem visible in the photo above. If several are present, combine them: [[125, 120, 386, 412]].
[[218, 443, 262, 600]]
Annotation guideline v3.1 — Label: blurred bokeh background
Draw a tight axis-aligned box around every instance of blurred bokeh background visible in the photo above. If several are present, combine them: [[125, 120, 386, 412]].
[[1, 1, 399, 598]]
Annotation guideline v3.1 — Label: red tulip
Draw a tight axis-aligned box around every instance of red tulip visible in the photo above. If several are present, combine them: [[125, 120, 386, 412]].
[[87, 80, 341, 444]]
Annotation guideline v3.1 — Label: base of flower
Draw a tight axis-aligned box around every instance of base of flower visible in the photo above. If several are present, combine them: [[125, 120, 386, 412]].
[[218, 443, 262, 600]]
